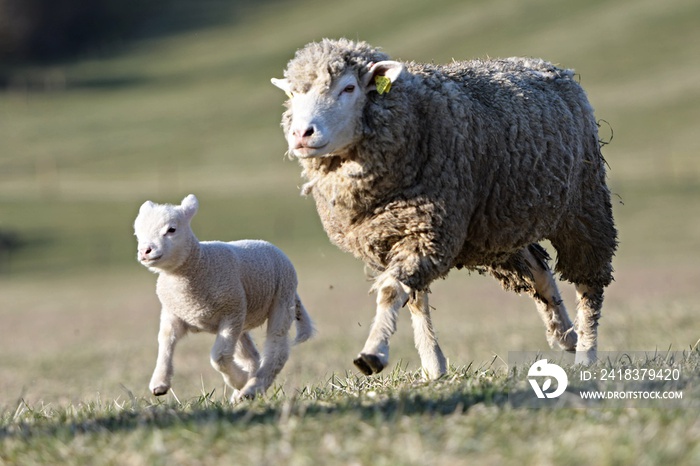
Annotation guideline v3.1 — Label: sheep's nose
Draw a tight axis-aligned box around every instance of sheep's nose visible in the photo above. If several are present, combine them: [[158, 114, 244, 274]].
[[293, 126, 315, 139]]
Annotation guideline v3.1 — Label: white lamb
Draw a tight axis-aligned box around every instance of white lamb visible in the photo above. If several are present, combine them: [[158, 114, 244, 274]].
[[133, 194, 314, 401]]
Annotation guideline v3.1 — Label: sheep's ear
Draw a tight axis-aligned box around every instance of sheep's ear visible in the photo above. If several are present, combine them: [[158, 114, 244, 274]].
[[361, 61, 403, 93], [271, 78, 293, 98], [180, 194, 199, 221]]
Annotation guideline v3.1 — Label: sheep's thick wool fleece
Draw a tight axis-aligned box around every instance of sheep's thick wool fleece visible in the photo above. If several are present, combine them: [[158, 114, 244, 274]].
[[156, 239, 298, 333], [281, 39, 616, 291]]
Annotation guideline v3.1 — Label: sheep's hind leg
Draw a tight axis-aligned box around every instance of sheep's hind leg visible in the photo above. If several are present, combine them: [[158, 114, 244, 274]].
[[523, 246, 578, 351], [574, 284, 603, 365], [408, 291, 447, 380], [210, 323, 250, 396], [354, 273, 408, 376]]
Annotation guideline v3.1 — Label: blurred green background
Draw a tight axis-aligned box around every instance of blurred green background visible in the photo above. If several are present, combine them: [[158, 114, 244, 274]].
[[1, 0, 699, 405]]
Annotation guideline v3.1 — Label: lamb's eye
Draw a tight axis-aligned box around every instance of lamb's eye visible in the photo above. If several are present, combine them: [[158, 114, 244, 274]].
[[342, 84, 355, 94], [166, 227, 176, 235]]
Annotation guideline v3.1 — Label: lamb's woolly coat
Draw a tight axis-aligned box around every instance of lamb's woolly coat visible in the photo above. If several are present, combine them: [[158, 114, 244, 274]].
[[156, 237, 297, 333], [134, 199, 302, 334], [134, 195, 313, 400], [154, 239, 299, 334], [279, 39, 617, 292]]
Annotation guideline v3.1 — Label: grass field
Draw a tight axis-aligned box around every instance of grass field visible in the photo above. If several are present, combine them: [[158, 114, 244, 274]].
[[1, 0, 700, 463]]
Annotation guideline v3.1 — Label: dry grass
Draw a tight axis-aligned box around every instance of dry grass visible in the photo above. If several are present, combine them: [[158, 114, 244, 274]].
[[1, 256, 698, 409], [1, 0, 700, 463]]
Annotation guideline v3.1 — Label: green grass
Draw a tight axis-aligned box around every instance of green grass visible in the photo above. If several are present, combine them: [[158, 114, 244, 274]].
[[1, 0, 699, 276], [3, 354, 699, 465], [1, 0, 700, 463]]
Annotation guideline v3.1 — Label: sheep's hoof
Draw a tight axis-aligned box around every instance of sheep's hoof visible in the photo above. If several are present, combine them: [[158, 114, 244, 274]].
[[574, 349, 597, 366], [354, 353, 384, 376]]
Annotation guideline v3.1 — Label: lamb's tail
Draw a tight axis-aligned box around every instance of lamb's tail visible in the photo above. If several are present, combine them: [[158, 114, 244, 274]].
[[293, 293, 315, 345]]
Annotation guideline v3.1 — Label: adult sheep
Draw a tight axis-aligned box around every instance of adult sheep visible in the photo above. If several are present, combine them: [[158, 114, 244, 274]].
[[271, 38, 617, 377]]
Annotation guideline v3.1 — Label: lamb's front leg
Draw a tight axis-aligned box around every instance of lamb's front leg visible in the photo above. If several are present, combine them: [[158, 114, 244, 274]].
[[150, 310, 187, 396], [407, 291, 447, 380], [354, 273, 409, 376]]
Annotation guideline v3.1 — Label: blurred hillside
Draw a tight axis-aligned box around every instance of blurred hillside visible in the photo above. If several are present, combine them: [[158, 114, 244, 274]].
[[0, 0, 699, 277], [0, 0, 260, 65]]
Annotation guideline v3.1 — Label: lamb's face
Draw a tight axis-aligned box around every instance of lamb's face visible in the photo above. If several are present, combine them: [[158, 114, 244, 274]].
[[133, 195, 198, 272], [272, 61, 403, 159]]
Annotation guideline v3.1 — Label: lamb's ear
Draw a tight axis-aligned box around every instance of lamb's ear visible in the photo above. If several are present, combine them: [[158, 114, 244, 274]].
[[271, 78, 293, 98], [139, 200, 155, 214], [180, 194, 199, 221], [361, 61, 403, 93]]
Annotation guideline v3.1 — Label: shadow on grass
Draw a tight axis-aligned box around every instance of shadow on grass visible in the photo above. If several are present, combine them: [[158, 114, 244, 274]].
[[0, 373, 510, 440], [4, 350, 699, 440]]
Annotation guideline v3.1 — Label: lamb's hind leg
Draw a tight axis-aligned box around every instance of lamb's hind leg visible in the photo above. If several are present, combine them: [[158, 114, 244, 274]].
[[354, 273, 408, 376], [210, 321, 250, 394], [234, 332, 260, 376], [237, 302, 293, 400], [407, 291, 447, 380], [523, 245, 578, 351]]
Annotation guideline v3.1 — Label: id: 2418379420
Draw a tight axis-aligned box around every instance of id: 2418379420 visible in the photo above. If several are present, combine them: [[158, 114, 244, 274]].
[[580, 368, 681, 381]]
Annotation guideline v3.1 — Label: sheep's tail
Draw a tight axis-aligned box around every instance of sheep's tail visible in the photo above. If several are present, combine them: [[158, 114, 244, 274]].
[[293, 293, 315, 345]]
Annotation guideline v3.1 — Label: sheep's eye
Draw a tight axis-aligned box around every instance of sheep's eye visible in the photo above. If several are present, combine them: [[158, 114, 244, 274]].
[[342, 84, 355, 94], [165, 227, 176, 235]]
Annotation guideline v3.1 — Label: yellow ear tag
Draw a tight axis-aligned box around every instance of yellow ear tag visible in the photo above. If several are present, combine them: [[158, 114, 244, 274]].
[[285, 91, 294, 99], [375, 75, 392, 95]]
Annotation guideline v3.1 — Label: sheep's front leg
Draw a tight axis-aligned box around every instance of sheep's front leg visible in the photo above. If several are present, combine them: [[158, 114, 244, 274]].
[[407, 291, 447, 380], [354, 274, 409, 376], [150, 311, 187, 396], [210, 320, 249, 394]]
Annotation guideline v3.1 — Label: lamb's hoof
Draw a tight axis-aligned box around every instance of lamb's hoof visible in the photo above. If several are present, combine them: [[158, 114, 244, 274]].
[[231, 391, 255, 403], [353, 353, 384, 376], [151, 385, 169, 396], [232, 382, 264, 402]]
